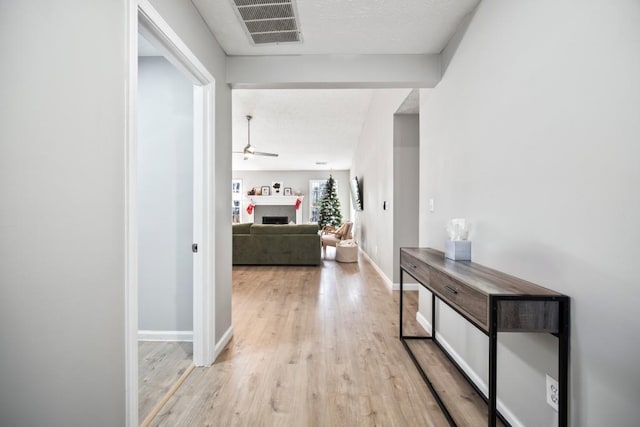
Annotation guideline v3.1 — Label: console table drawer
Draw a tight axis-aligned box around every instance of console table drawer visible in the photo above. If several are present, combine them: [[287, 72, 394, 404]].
[[400, 251, 430, 284], [429, 269, 488, 330]]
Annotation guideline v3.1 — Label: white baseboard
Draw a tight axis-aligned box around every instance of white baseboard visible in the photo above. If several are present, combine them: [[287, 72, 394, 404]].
[[416, 310, 433, 335], [214, 325, 234, 362], [415, 312, 524, 427], [393, 282, 419, 291], [137, 327, 233, 363], [358, 248, 394, 291], [357, 249, 419, 291], [138, 330, 193, 342]]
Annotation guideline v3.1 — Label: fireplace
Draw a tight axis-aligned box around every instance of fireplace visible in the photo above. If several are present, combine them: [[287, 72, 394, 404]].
[[263, 216, 288, 225], [246, 195, 304, 224], [254, 205, 297, 224]]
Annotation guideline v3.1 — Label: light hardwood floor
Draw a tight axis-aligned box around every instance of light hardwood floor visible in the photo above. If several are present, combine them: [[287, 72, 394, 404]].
[[139, 341, 193, 423], [150, 252, 498, 426]]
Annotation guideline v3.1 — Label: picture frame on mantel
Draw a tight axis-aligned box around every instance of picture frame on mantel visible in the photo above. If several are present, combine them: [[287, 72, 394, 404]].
[[271, 181, 283, 195], [261, 186, 270, 196], [283, 187, 292, 196]]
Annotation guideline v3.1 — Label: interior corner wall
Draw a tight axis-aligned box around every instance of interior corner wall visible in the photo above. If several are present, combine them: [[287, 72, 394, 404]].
[[350, 89, 412, 279], [149, 0, 233, 343], [392, 114, 419, 284], [232, 170, 351, 224], [0, 2, 127, 425], [137, 56, 193, 333], [418, 1, 640, 426]]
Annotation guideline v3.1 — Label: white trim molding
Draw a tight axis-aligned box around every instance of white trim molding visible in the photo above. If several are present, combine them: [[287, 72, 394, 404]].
[[415, 312, 524, 427], [136, 0, 217, 368], [191, 82, 217, 368], [125, 2, 139, 426], [358, 248, 393, 290], [416, 311, 433, 335], [358, 248, 418, 291], [138, 330, 194, 342], [214, 325, 234, 361], [393, 282, 419, 291], [126, 1, 218, 424]]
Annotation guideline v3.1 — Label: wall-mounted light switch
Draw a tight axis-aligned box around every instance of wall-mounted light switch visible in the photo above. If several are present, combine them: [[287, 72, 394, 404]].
[[429, 198, 435, 212]]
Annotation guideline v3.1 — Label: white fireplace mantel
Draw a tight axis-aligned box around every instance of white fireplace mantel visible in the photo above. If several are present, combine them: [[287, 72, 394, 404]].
[[247, 195, 304, 224], [249, 196, 303, 206]]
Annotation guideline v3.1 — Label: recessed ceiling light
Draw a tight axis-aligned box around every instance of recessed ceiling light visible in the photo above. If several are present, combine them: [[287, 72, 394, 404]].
[[315, 161, 328, 165]]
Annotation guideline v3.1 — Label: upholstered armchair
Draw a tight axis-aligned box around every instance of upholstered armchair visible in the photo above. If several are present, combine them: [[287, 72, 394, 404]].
[[321, 221, 353, 258]]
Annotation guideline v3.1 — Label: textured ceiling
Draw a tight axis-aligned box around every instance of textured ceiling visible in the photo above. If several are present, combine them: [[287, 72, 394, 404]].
[[232, 89, 374, 171], [193, 0, 479, 55], [196, 0, 477, 173]]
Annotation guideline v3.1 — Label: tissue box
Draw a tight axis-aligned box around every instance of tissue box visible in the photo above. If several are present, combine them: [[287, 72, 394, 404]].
[[445, 240, 471, 261]]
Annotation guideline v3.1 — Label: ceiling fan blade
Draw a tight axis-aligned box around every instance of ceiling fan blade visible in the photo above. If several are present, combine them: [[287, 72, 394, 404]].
[[254, 151, 279, 157], [237, 116, 278, 159]]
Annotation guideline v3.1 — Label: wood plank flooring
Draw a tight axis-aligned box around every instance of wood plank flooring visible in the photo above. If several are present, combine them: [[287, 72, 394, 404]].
[[139, 341, 193, 424], [405, 340, 506, 427], [150, 253, 496, 426]]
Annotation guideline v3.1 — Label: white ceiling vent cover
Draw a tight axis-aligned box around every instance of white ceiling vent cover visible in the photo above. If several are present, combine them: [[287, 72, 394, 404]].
[[231, 0, 302, 45]]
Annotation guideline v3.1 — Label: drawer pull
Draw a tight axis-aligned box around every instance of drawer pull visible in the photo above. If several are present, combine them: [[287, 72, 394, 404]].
[[445, 285, 458, 294]]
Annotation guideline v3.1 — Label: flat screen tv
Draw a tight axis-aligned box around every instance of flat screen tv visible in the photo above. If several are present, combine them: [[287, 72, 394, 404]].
[[350, 176, 363, 211]]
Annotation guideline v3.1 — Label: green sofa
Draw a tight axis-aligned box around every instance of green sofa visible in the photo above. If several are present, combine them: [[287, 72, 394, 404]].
[[232, 223, 321, 266]]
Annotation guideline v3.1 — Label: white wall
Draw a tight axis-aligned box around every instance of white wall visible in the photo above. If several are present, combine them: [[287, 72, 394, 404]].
[[393, 114, 420, 284], [0, 1, 231, 425], [227, 54, 441, 89], [0, 2, 126, 425], [418, 1, 640, 425], [149, 0, 233, 342], [137, 56, 193, 333], [351, 89, 411, 278], [233, 170, 351, 224]]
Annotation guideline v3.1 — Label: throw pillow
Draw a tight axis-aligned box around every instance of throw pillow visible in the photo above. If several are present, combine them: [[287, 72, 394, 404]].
[[334, 223, 348, 238]]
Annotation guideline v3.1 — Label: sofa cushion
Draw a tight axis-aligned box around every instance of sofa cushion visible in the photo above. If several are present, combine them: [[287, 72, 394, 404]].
[[233, 234, 320, 265], [232, 223, 253, 234], [250, 224, 319, 235]]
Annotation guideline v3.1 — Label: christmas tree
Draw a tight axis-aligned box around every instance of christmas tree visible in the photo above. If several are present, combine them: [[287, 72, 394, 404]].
[[318, 174, 343, 227]]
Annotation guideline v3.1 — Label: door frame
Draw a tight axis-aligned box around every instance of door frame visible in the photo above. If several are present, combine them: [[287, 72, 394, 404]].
[[125, 1, 216, 425]]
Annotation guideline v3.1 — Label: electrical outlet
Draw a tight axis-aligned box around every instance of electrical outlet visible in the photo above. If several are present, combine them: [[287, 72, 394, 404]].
[[546, 374, 559, 412]]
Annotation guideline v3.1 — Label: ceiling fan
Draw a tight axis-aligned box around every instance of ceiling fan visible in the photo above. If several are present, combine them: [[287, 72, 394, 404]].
[[233, 115, 279, 160]]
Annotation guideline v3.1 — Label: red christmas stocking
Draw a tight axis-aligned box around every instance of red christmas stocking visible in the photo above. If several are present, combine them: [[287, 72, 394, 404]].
[[246, 202, 255, 215], [295, 198, 302, 210]]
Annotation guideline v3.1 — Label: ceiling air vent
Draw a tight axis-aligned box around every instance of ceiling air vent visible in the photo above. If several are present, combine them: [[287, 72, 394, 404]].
[[232, 0, 302, 45]]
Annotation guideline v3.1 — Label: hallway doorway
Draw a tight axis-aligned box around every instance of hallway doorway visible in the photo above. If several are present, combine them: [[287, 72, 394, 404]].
[[125, 2, 217, 425]]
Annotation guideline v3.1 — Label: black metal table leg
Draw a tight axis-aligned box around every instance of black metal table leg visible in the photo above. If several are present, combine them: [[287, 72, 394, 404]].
[[558, 298, 570, 427], [399, 268, 404, 338], [432, 291, 436, 340], [488, 298, 498, 427]]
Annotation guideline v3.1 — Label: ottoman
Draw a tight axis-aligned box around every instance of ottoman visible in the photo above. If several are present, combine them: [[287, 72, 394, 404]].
[[336, 240, 358, 263]]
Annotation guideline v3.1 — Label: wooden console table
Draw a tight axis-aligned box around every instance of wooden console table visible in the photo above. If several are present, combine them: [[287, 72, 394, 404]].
[[399, 248, 570, 427]]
